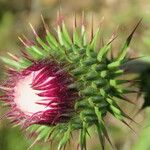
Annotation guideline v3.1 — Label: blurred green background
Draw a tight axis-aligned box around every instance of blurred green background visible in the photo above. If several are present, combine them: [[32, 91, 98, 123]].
[[1, 0, 150, 150]]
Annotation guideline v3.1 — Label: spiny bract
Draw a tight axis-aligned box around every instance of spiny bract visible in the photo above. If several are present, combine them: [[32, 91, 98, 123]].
[[0, 12, 140, 150]]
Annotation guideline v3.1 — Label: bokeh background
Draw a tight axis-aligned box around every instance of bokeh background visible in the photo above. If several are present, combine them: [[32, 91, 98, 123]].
[[0, 0, 150, 150]]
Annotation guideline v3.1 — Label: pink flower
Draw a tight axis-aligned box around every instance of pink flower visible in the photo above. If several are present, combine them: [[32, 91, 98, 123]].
[[1, 60, 77, 127]]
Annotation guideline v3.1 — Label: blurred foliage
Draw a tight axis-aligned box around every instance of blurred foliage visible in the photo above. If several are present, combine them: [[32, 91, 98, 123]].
[[1, 0, 150, 150], [132, 108, 150, 150]]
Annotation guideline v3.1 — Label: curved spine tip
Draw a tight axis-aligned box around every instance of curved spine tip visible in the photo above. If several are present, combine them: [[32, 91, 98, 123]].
[[29, 23, 38, 37]]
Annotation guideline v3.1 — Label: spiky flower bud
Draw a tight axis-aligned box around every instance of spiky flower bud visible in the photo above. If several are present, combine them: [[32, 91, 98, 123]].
[[0, 12, 141, 150]]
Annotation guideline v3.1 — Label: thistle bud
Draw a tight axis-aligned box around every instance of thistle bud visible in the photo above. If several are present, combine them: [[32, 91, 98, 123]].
[[0, 13, 141, 150]]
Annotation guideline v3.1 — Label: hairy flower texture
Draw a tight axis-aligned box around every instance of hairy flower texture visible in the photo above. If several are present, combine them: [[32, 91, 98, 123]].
[[0, 12, 141, 150], [1, 60, 77, 126]]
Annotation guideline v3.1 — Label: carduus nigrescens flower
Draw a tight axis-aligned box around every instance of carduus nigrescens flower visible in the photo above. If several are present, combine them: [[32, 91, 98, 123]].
[[1, 60, 77, 127], [0, 11, 141, 150]]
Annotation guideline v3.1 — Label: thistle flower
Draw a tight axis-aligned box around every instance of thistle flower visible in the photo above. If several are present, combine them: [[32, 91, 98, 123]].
[[1, 60, 77, 127], [0, 12, 141, 150]]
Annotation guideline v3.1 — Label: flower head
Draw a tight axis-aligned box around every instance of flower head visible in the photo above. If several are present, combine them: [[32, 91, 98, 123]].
[[0, 12, 141, 150]]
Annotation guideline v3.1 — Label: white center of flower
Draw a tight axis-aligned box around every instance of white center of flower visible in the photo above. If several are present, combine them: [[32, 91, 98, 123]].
[[14, 71, 53, 116]]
